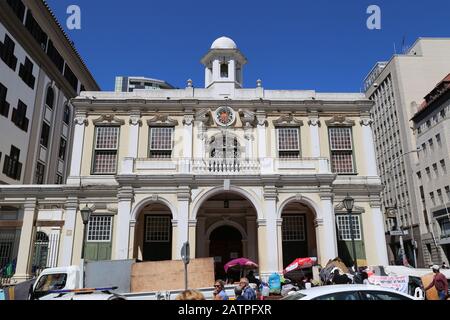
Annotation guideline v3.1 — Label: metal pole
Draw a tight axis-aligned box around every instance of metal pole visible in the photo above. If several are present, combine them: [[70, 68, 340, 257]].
[[184, 263, 188, 291], [81, 222, 87, 260], [348, 209, 358, 272]]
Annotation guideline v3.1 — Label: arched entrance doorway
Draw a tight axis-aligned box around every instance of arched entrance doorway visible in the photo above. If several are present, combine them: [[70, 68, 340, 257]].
[[196, 192, 258, 282], [280, 201, 318, 269], [134, 202, 173, 261], [209, 225, 243, 281]]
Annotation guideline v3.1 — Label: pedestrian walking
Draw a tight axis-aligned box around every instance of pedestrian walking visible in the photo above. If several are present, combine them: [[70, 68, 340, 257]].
[[423, 265, 448, 300]]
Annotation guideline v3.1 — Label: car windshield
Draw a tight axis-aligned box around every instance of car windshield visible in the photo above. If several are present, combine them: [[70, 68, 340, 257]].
[[34, 273, 67, 292], [281, 292, 307, 300]]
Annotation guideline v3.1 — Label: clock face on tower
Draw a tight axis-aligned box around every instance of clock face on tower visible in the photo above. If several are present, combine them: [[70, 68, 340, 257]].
[[214, 106, 236, 127]]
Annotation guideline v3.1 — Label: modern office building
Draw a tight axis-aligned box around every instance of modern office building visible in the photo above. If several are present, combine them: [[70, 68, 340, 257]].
[[411, 74, 450, 264], [0, 36, 388, 282], [115, 76, 174, 92], [364, 38, 450, 267], [0, 0, 98, 274]]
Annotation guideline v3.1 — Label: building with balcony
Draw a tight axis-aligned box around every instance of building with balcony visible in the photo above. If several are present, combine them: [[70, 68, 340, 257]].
[[0, 36, 388, 282], [364, 38, 450, 267], [0, 0, 99, 278], [412, 74, 450, 265]]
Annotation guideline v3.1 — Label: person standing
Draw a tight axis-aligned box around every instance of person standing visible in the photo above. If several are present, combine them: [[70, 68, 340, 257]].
[[424, 265, 448, 300], [239, 277, 256, 300], [213, 280, 229, 300]]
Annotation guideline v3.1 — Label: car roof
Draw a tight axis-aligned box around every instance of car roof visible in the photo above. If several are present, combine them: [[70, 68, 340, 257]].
[[291, 285, 413, 298]]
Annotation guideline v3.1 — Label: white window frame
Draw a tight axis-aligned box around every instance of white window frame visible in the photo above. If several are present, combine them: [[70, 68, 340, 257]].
[[336, 215, 362, 241], [329, 127, 355, 174], [149, 127, 174, 159], [92, 126, 120, 174], [87, 215, 113, 243], [277, 127, 300, 158]]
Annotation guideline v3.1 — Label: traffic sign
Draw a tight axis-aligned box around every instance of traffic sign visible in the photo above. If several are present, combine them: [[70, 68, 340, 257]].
[[181, 242, 190, 265], [390, 230, 408, 236]]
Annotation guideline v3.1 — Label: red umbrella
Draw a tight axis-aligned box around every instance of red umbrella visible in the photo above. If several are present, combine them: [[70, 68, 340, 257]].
[[224, 258, 258, 273], [283, 257, 318, 274]]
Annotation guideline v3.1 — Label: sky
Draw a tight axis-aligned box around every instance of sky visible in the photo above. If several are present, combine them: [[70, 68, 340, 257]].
[[46, 0, 450, 92]]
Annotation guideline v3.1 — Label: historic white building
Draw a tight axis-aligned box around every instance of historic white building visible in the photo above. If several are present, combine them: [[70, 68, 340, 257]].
[[0, 37, 389, 282]]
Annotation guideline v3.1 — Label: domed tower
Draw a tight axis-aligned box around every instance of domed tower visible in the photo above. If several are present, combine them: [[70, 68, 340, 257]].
[[201, 36, 248, 91]]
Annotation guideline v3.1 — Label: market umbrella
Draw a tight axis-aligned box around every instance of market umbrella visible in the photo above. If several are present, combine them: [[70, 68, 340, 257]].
[[224, 258, 258, 278], [283, 257, 318, 274]]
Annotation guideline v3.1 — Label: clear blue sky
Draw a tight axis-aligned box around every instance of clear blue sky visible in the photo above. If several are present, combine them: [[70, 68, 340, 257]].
[[46, 0, 450, 92]]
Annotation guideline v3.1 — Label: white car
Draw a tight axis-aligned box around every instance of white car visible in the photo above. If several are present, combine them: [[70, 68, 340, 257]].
[[281, 284, 421, 301]]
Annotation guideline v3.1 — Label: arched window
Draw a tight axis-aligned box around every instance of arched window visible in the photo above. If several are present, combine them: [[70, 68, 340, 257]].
[[220, 63, 229, 78], [63, 105, 71, 125], [45, 87, 54, 109]]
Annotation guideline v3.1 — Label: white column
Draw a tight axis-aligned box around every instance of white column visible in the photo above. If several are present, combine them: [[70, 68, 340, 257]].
[[308, 115, 321, 157], [115, 188, 133, 260], [264, 187, 279, 274], [128, 114, 141, 158], [128, 220, 136, 259], [182, 115, 194, 173], [257, 114, 267, 159], [68, 114, 87, 180], [360, 118, 378, 176], [183, 115, 194, 159], [13, 199, 37, 281], [319, 193, 338, 264], [229, 59, 236, 81], [60, 198, 78, 266], [212, 59, 220, 81], [176, 187, 190, 260], [370, 203, 389, 265]]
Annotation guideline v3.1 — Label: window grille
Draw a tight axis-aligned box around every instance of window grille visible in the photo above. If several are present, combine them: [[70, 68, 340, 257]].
[[277, 128, 300, 158], [145, 216, 171, 242], [329, 127, 354, 174], [282, 215, 305, 241], [149, 127, 173, 159], [336, 215, 362, 241], [87, 216, 113, 242], [93, 127, 119, 174]]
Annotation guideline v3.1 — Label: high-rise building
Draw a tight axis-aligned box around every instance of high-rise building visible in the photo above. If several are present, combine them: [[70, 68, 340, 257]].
[[0, 0, 99, 186], [115, 76, 174, 92], [411, 74, 450, 264], [364, 38, 450, 267], [0, 0, 98, 277]]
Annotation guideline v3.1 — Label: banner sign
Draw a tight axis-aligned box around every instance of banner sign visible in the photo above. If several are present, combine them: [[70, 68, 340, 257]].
[[368, 275, 409, 293]]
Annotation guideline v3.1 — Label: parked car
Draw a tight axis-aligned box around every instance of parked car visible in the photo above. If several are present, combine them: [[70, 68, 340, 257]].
[[281, 284, 422, 300]]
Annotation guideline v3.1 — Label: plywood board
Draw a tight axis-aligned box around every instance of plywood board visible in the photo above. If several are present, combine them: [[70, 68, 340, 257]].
[[131, 258, 215, 292]]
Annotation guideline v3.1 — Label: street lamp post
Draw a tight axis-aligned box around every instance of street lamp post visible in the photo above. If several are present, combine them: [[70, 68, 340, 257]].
[[343, 194, 358, 272], [80, 205, 92, 260], [386, 204, 408, 266]]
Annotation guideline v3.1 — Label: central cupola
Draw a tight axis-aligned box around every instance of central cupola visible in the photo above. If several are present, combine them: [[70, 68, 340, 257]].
[[201, 36, 248, 92]]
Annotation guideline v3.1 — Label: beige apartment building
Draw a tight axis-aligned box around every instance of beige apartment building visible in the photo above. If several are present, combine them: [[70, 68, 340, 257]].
[[364, 38, 450, 267], [0, 37, 388, 282], [0, 0, 98, 273]]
